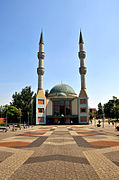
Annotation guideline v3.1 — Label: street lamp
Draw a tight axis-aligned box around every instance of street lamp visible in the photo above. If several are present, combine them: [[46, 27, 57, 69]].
[[102, 106, 105, 128], [27, 111, 29, 126], [6, 106, 8, 127], [18, 108, 22, 124], [28, 99, 33, 125], [0, 106, 2, 118], [114, 103, 116, 128]]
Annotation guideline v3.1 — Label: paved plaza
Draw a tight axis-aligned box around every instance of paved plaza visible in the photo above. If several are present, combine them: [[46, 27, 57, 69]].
[[0, 123, 119, 180]]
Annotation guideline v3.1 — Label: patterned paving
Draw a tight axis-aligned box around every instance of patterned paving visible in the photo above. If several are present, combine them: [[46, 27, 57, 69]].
[[0, 141, 30, 147], [24, 155, 90, 164], [89, 140, 119, 147], [0, 124, 119, 179], [105, 150, 119, 167], [0, 151, 13, 163]]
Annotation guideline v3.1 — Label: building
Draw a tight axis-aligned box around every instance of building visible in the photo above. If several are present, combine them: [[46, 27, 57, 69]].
[[36, 31, 89, 125], [89, 108, 97, 116]]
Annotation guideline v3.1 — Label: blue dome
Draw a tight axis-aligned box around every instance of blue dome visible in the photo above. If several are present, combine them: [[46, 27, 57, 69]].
[[50, 84, 76, 94]]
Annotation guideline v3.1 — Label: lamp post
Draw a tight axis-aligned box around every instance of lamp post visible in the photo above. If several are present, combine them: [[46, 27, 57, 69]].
[[94, 118, 96, 126], [28, 99, 33, 125], [18, 108, 22, 124], [6, 106, 8, 127], [102, 106, 104, 128], [27, 111, 29, 126], [0, 106, 2, 118], [30, 99, 33, 125], [114, 103, 116, 128]]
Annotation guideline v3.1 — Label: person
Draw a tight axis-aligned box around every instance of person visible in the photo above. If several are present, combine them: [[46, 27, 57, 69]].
[[98, 120, 101, 124], [112, 121, 114, 126], [108, 120, 110, 127]]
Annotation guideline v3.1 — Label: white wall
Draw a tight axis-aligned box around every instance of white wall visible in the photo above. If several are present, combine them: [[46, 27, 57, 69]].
[[72, 98, 78, 115], [46, 99, 53, 116]]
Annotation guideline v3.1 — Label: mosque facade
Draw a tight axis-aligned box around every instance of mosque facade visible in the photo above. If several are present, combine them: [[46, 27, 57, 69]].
[[36, 31, 89, 125]]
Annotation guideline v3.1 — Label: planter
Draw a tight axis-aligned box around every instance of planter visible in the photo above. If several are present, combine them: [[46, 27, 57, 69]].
[[116, 126, 119, 131], [97, 124, 101, 127]]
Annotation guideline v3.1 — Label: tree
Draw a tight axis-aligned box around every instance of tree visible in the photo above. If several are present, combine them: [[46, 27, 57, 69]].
[[10, 86, 34, 124], [97, 103, 103, 118], [89, 112, 94, 120], [2, 105, 19, 123], [103, 96, 119, 120], [0, 105, 3, 118], [104, 100, 114, 119], [45, 90, 49, 97]]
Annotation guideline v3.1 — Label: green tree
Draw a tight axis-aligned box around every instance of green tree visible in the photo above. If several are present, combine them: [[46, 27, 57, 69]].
[[104, 96, 119, 120], [2, 105, 19, 123], [0, 105, 3, 118], [97, 103, 103, 118], [89, 112, 94, 120], [10, 86, 34, 124], [104, 100, 114, 119], [45, 90, 49, 97]]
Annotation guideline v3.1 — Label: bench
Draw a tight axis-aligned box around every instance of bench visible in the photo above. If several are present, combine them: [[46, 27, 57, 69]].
[[116, 126, 119, 131], [0, 127, 8, 132], [97, 124, 101, 127]]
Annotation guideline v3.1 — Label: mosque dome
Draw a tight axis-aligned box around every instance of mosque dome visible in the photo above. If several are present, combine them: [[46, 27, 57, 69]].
[[57, 92, 66, 96], [49, 84, 76, 95]]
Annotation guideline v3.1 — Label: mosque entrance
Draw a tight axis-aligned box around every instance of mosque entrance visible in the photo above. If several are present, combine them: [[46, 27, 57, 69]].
[[59, 118, 65, 124], [48, 116, 78, 125], [53, 118, 71, 124]]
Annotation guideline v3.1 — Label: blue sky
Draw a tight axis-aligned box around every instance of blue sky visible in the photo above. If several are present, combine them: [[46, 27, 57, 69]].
[[0, 0, 119, 108]]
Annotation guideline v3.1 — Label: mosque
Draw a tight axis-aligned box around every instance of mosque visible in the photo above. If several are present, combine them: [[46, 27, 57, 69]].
[[36, 31, 89, 125]]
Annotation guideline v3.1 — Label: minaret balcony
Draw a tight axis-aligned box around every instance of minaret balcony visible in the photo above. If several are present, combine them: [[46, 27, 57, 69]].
[[78, 51, 86, 59], [37, 67, 45, 75], [79, 67, 87, 75], [37, 52, 45, 59]]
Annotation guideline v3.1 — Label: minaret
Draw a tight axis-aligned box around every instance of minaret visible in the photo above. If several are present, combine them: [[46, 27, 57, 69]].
[[37, 32, 45, 90], [78, 30, 89, 124], [36, 32, 46, 125]]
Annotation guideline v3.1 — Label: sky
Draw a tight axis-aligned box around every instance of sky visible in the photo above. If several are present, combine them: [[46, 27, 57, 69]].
[[0, 0, 119, 108]]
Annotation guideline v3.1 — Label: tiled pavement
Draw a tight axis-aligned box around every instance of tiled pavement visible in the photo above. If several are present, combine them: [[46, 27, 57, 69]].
[[0, 124, 119, 179]]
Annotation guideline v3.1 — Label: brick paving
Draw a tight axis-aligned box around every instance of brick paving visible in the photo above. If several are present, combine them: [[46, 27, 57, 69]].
[[0, 124, 119, 179]]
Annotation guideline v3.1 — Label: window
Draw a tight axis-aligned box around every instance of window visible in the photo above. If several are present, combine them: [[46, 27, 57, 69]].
[[38, 108, 44, 113], [53, 100, 71, 116], [38, 117, 44, 122], [80, 116, 87, 122], [60, 101, 65, 116], [80, 99, 86, 104], [38, 99, 44, 104], [66, 101, 71, 115], [54, 101, 59, 116], [80, 108, 86, 113]]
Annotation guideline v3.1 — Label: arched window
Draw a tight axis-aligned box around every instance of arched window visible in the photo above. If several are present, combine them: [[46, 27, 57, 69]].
[[54, 101, 59, 116], [66, 101, 70, 115], [60, 101, 65, 115]]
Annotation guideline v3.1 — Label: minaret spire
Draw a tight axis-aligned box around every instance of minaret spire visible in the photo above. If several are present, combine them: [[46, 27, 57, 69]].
[[39, 31, 44, 44], [79, 30, 84, 44]]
